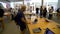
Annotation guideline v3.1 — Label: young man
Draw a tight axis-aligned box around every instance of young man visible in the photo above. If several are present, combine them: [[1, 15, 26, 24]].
[[14, 5, 27, 34]]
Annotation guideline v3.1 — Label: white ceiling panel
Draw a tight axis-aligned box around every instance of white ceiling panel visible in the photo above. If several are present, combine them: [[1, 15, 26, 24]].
[[0, 0, 24, 2]]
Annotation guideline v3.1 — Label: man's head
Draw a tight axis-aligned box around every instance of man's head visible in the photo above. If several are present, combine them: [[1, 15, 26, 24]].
[[21, 5, 26, 12]]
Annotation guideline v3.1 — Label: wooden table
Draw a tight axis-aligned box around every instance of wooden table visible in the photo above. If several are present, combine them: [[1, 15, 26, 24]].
[[26, 16, 60, 34]]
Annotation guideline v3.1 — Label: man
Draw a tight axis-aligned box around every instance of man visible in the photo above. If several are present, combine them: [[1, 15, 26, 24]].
[[40, 6, 43, 17], [43, 7, 47, 18], [14, 5, 27, 34], [0, 6, 4, 29], [36, 8, 39, 15], [48, 6, 53, 19]]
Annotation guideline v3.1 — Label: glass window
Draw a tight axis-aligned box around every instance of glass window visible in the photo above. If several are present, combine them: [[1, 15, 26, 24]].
[[43, 0, 58, 11]]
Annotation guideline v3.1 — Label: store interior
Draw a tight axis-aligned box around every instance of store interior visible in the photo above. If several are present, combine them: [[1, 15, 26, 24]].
[[0, 0, 60, 34]]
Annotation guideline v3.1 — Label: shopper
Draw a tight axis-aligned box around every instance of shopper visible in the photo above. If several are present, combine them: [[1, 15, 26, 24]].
[[48, 6, 53, 19], [56, 8, 60, 19], [43, 7, 47, 18], [10, 8, 14, 20], [0, 6, 4, 29], [36, 8, 39, 15], [14, 5, 27, 34], [40, 6, 43, 17]]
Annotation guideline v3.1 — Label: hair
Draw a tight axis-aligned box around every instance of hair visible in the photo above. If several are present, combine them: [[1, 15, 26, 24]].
[[21, 5, 26, 11]]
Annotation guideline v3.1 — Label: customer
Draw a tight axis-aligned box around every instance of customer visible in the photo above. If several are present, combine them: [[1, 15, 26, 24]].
[[0, 6, 4, 29], [48, 6, 53, 19], [43, 7, 47, 18], [56, 8, 60, 19], [10, 8, 14, 20], [36, 8, 39, 15], [14, 5, 27, 34], [40, 6, 43, 17]]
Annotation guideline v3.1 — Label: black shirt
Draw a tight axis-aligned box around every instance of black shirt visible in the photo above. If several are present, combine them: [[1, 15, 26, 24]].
[[0, 9, 4, 17], [14, 11, 26, 25]]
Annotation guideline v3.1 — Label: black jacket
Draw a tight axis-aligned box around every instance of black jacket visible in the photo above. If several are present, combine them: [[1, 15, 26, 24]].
[[0, 9, 4, 17]]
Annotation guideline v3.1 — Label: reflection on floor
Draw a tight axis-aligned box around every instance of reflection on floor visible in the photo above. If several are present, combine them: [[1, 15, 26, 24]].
[[1, 21, 20, 34]]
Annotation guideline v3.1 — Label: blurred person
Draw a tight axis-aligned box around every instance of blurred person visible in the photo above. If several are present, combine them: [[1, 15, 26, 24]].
[[36, 8, 39, 15], [40, 6, 43, 17], [51, 6, 54, 11], [48, 6, 54, 19], [47, 5, 51, 12], [10, 8, 15, 20], [14, 5, 27, 34], [0, 6, 4, 29], [56, 8, 60, 13], [56, 8, 60, 19], [43, 7, 47, 18]]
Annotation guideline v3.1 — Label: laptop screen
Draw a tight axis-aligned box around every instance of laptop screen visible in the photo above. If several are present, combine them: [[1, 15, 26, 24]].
[[44, 28, 55, 34]]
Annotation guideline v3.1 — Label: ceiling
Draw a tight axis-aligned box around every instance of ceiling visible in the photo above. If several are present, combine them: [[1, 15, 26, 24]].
[[0, 0, 24, 2]]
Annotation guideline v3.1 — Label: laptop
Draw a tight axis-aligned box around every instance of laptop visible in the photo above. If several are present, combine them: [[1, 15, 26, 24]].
[[44, 28, 55, 34]]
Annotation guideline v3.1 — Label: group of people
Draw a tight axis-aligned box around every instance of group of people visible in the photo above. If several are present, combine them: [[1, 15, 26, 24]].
[[0, 5, 60, 34], [36, 6, 54, 19], [0, 5, 27, 34]]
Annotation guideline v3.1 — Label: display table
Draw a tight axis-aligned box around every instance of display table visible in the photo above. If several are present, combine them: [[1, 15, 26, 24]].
[[24, 11, 36, 16], [25, 16, 60, 34]]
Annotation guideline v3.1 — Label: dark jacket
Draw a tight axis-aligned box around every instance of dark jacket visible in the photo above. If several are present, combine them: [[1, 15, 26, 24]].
[[43, 8, 47, 17], [14, 10, 26, 25], [36, 8, 39, 14], [0, 9, 4, 17]]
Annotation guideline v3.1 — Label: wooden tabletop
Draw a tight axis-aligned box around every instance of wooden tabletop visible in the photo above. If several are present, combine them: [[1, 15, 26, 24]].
[[26, 16, 60, 34]]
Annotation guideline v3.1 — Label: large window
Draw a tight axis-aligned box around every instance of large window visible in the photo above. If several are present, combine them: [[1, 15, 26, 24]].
[[44, 0, 58, 11], [10, 2, 23, 8]]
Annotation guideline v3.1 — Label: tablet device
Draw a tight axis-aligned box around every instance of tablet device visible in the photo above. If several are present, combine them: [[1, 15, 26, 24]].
[[33, 28, 41, 33], [44, 28, 55, 34]]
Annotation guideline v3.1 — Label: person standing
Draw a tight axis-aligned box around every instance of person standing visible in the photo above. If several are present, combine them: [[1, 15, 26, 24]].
[[14, 5, 27, 34], [43, 8, 47, 18], [48, 6, 54, 19], [36, 8, 39, 15], [0, 6, 4, 29], [40, 6, 43, 17], [10, 8, 14, 20]]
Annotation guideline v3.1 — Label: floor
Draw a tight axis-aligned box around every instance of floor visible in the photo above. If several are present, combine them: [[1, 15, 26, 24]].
[[0, 16, 29, 34], [1, 21, 20, 34], [0, 16, 20, 34]]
